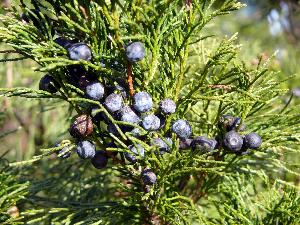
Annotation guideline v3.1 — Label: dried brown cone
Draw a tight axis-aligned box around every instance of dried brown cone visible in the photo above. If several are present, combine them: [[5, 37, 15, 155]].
[[69, 114, 93, 138]]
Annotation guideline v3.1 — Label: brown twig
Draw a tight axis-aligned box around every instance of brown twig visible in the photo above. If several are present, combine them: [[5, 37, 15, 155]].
[[127, 62, 135, 97], [79, 6, 88, 19]]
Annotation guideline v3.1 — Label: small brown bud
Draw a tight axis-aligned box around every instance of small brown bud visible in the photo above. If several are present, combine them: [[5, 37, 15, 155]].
[[69, 114, 93, 138], [7, 205, 19, 218]]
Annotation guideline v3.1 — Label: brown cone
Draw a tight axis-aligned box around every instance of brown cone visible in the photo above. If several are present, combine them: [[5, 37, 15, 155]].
[[69, 114, 93, 138]]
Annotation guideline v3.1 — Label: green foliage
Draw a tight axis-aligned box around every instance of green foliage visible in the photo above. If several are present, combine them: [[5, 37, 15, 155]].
[[0, 0, 299, 224], [0, 159, 29, 224]]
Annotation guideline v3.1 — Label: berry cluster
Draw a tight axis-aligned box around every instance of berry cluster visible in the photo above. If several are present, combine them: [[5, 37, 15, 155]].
[[41, 39, 187, 187], [39, 37, 262, 188], [218, 115, 262, 155]]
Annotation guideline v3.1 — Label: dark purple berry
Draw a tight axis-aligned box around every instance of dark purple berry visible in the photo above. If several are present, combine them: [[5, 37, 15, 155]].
[[171, 119, 192, 139], [107, 123, 119, 136], [104, 93, 124, 113], [142, 114, 160, 131], [68, 43, 92, 61], [125, 42, 145, 62], [223, 131, 243, 152], [133, 91, 153, 113], [159, 99, 176, 114], [243, 132, 262, 149], [39, 74, 60, 93], [141, 169, 157, 185], [91, 150, 108, 169], [191, 136, 217, 152], [76, 140, 96, 159], [54, 37, 73, 48]]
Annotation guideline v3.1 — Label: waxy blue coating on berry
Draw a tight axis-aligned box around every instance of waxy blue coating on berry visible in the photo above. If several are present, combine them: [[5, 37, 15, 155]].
[[171, 119, 192, 139], [125, 42, 145, 62], [68, 43, 92, 61], [133, 91, 153, 113], [159, 99, 176, 114], [85, 82, 105, 100], [243, 132, 262, 149], [223, 131, 243, 152], [91, 150, 108, 169], [76, 140, 96, 159], [104, 93, 124, 113], [141, 169, 157, 185], [39, 74, 59, 93], [142, 114, 160, 131], [124, 144, 144, 163], [119, 106, 141, 124]]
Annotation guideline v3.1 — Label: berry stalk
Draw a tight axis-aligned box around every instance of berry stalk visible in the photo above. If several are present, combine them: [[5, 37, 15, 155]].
[[127, 62, 135, 97]]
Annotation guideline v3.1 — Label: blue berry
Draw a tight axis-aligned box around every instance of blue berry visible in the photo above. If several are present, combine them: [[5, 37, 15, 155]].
[[76, 140, 96, 159], [191, 136, 217, 152], [223, 131, 243, 152], [243, 132, 262, 149], [119, 106, 141, 124], [142, 114, 160, 131], [39, 74, 60, 93], [125, 42, 145, 62], [159, 99, 176, 114], [91, 150, 108, 169], [171, 119, 192, 139], [104, 93, 124, 113], [124, 144, 144, 163], [85, 82, 105, 100], [133, 91, 153, 113], [68, 43, 92, 61], [141, 169, 157, 185]]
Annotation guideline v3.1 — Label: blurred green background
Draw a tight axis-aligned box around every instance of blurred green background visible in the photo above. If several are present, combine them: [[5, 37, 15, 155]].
[[1, 0, 300, 163]]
